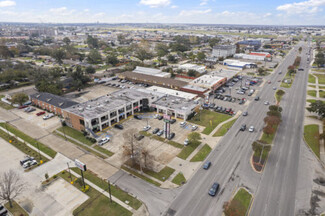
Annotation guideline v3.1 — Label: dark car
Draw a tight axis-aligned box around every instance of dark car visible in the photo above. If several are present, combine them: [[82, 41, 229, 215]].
[[209, 103, 215, 109], [240, 124, 246, 131], [19, 105, 28, 109], [168, 132, 175, 140], [114, 124, 123, 130], [152, 128, 159, 134], [208, 182, 220, 196], [239, 99, 244, 105], [203, 161, 211, 170], [135, 134, 144, 141], [170, 119, 176, 124], [134, 115, 142, 120], [222, 107, 227, 113], [157, 115, 163, 120], [243, 111, 248, 116], [255, 96, 260, 101]]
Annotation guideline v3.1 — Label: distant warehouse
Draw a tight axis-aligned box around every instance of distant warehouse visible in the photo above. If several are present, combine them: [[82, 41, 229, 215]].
[[212, 45, 236, 58], [178, 63, 206, 74], [223, 59, 257, 70]]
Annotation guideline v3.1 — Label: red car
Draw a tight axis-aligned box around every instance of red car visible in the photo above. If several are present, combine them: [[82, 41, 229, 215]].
[[36, 111, 46, 116], [19, 105, 28, 109]]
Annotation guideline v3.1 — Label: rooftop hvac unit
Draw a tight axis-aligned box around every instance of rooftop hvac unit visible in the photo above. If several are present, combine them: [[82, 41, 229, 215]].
[[78, 108, 84, 111]]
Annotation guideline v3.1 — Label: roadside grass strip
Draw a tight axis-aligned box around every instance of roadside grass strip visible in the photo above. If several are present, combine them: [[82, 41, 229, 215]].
[[190, 144, 212, 162], [308, 74, 316, 83], [213, 118, 238, 137], [4, 200, 29, 216], [177, 141, 201, 160], [224, 188, 252, 216], [172, 172, 186, 186], [57, 126, 95, 146], [121, 166, 161, 187], [304, 124, 320, 158]]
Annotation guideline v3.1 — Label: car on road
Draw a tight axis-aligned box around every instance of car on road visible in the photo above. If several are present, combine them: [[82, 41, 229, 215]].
[[264, 101, 269, 105], [143, 125, 151, 131], [273, 87, 277, 90], [255, 96, 260, 101], [279, 71, 282, 74], [203, 161, 211, 170], [43, 113, 54, 120], [170, 119, 176, 124], [249, 126, 255, 132], [240, 124, 246, 131], [36, 111, 46, 116], [278, 80, 281, 82], [134, 115, 142, 120], [152, 128, 159, 134], [114, 124, 124, 130], [98, 137, 110, 146], [243, 111, 248, 116], [157, 130, 164, 136], [168, 132, 175, 140], [184, 139, 189, 146], [180, 122, 186, 127], [208, 182, 220, 196], [192, 125, 198, 131], [268, 81, 271, 84]]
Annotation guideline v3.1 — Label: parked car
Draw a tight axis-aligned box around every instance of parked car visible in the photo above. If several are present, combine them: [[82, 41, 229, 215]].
[[43, 113, 54, 120], [192, 125, 198, 131], [114, 124, 124, 130], [170, 119, 176, 124], [279, 71, 282, 74], [135, 134, 144, 141], [19, 105, 28, 109], [180, 122, 186, 127], [98, 137, 110, 146], [154, 114, 160, 119], [203, 161, 211, 170], [168, 132, 175, 140], [208, 182, 220, 196], [143, 125, 151, 131], [209, 103, 215, 109], [36, 111, 46, 116], [240, 124, 246, 131], [264, 101, 269, 105], [157, 130, 164, 136], [184, 139, 189, 146], [20, 156, 35, 166], [134, 115, 142, 120], [157, 115, 163, 120], [23, 159, 37, 169], [255, 96, 260, 101], [152, 128, 159, 134], [273, 87, 277, 90], [243, 111, 248, 116], [0, 205, 8, 216], [249, 126, 255, 132], [24, 107, 36, 112]]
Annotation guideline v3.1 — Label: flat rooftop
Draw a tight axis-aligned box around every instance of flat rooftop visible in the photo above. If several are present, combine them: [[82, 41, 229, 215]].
[[133, 66, 170, 78], [190, 74, 226, 88], [64, 89, 155, 119], [210, 69, 239, 80], [152, 94, 198, 114], [146, 86, 197, 100]]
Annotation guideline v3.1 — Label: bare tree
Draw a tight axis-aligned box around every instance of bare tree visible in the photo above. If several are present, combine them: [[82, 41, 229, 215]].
[[140, 139, 154, 170], [0, 170, 25, 208], [122, 128, 138, 166]]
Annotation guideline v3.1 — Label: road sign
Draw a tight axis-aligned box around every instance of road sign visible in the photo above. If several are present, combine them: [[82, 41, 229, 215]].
[[75, 159, 87, 171]]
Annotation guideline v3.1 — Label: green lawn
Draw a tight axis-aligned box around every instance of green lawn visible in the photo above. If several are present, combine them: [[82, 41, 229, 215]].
[[304, 124, 320, 158], [308, 85, 316, 88], [308, 74, 316, 83], [172, 172, 186, 186], [0, 123, 57, 158], [320, 90, 325, 98], [58, 172, 132, 216], [57, 126, 95, 146], [307, 99, 317, 104], [177, 141, 201, 160], [307, 90, 317, 97], [144, 166, 175, 182], [71, 168, 142, 210], [213, 118, 238, 137], [93, 146, 114, 157], [224, 188, 252, 216], [53, 132, 108, 159], [4, 200, 29, 216], [314, 74, 325, 84], [190, 144, 212, 162], [167, 140, 183, 148], [121, 166, 161, 186], [188, 110, 232, 135], [0, 95, 14, 110]]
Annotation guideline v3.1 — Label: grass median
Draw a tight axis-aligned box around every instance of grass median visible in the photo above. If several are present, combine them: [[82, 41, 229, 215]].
[[0, 123, 57, 158], [213, 118, 238, 137], [304, 124, 320, 158], [121, 165, 161, 187], [190, 144, 212, 162], [0, 95, 14, 110], [71, 168, 142, 210], [224, 188, 252, 216], [307, 90, 317, 97], [57, 126, 95, 146], [188, 110, 232, 135], [177, 141, 201, 160]]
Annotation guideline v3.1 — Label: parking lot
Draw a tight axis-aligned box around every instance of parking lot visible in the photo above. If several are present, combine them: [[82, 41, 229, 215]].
[[98, 114, 202, 168]]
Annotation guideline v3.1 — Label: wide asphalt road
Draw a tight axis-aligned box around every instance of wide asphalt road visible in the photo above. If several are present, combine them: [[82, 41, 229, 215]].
[[165, 41, 310, 216]]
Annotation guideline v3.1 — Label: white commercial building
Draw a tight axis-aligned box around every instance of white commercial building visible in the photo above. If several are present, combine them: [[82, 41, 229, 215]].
[[146, 86, 197, 100], [190, 74, 227, 90], [179, 63, 206, 74], [133, 66, 170, 78], [212, 45, 236, 58], [234, 53, 266, 61], [223, 59, 257, 70]]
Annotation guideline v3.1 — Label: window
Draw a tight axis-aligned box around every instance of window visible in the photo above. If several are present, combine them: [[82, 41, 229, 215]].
[[80, 119, 85, 125], [110, 111, 117, 118]]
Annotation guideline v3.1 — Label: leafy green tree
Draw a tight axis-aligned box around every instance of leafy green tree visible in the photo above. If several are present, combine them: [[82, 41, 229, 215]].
[[208, 37, 221, 48], [52, 48, 66, 64], [87, 49, 102, 64], [263, 125, 275, 137], [269, 105, 282, 113], [188, 132, 201, 144], [11, 93, 29, 105], [307, 100, 325, 118], [0, 46, 14, 59], [106, 54, 119, 66], [187, 69, 197, 77], [69, 65, 90, 89], [167, 54, 177, 63], [197, 52, 206, 62], [86, 35, 99, 49], [315, 52, 325, 67], [63, 37, 71, 46], [155, 43, 169, 57], [85, 66, 96, 74], [135, 48, 152, 62]]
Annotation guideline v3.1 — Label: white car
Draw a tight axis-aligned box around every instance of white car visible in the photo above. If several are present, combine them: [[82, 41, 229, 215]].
[[184, 139, 189, 146], [192, 125, 198, 131], [273, 87, 277, 90], [180, 122, 186, 127], [23, 160, 37, 169], [98, 137, 110, 146], [143, 125, 151, 131], [154, 114, 160, 119], [264, 101, 269, 105], [249, 126, 255, 132], [43, 113, 54, 120]]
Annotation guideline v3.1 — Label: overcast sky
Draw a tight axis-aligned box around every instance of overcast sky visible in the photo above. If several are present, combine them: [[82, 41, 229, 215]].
[[0, 0, 324, 25]]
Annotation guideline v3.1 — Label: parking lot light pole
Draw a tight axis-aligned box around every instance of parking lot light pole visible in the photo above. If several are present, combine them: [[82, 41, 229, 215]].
[[107, 180, 112, 203]]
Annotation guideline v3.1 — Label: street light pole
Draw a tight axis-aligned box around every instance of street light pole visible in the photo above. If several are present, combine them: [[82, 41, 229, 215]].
[[36, 142, 42, 161]]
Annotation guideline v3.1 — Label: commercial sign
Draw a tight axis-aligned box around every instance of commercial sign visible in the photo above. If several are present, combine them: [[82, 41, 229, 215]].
[[75, 159, 87, 171]]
